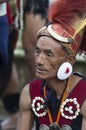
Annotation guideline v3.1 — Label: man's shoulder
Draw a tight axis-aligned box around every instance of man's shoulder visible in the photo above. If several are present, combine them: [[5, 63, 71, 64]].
[[30, 78, 43, 87], [20, 84, 32, 111]]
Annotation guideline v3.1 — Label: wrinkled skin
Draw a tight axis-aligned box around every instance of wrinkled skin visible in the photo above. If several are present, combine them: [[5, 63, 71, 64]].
[[35, 36, 67, 79]]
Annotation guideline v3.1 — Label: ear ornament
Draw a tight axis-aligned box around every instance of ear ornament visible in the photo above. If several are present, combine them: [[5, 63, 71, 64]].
[[57, 62, 73, 80]]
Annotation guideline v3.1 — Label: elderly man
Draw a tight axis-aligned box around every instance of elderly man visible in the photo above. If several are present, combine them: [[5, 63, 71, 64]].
[[17, 0, 86, 130]]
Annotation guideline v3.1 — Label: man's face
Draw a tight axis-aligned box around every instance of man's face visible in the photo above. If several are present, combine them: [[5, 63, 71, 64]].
[[35, 36, 66, 79]]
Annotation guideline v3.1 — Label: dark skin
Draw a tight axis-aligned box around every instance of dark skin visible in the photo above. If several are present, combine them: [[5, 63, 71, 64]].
[[17, 36, 86, 130]]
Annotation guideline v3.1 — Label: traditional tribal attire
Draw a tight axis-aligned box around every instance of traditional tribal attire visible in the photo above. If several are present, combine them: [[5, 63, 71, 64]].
[[29, 0, 86, 129], [30, 76, 86, 130]]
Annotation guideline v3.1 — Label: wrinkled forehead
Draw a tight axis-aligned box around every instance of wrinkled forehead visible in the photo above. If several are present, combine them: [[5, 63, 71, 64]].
[[37, 35, 62, 46], [36, 36, 65, 56]]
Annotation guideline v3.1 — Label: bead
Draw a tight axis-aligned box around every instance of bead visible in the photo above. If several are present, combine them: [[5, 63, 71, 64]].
[[68, 116, 72, 120], [60, 109, 63, 113], [70, 99, 73, 102], [65, 107, 69, 111], [36, 107, 40, 111], [65, 115, 69, 119], [65, 99, 69, 102], [40, 105, 43, 109], [37, 102, 40, 107]]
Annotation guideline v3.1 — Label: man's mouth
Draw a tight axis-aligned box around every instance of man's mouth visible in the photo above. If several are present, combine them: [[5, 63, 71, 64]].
[[36, 67, 47, 73]]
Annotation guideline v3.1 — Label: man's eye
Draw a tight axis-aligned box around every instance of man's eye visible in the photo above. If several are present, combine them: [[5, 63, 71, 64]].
[[46, 52, 53, 57], [35, 49, 40, 55], [45, 49, 53, 57]]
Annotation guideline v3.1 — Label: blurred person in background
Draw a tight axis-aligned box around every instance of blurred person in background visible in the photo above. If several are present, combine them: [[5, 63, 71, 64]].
[[22, 0, 49, 81], [0, 1, 20, 130]]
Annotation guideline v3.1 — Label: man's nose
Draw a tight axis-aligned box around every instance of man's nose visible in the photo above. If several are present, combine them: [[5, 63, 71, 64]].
[[36, 54, 45, 64]]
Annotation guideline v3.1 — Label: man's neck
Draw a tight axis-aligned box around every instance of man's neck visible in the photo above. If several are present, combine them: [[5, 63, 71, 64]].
[[46, 77, 67, 98]]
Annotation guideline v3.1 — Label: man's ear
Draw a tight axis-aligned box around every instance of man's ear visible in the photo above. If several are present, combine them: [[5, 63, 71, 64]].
[[67, 54, 76, 66]]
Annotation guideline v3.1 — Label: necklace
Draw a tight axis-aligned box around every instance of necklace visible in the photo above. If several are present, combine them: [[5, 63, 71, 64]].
[[43, 77, 71, 126]]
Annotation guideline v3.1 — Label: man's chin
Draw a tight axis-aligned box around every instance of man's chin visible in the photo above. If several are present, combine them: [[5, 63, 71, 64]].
[[36, 73, 47, 79]]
